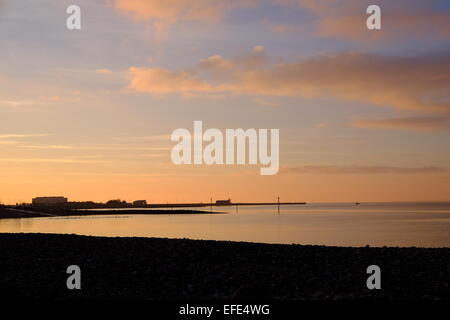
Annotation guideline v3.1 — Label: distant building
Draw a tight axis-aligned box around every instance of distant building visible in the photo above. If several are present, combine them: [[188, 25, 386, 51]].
[[32, 196, 68, 206], [106, 199, 129, 207], [133, 200, 147, 207], [215, 199, 231, 205]]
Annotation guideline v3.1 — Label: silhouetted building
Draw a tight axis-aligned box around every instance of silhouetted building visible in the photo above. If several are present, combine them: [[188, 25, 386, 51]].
[[107, 199, 125, 205], [133, 200, 147, 207], [216, 199, 231, 205], [32, 196, 68, 205]]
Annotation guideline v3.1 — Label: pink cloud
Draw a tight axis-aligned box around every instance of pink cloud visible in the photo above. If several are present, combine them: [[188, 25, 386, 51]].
[[127, 49, 450, 114]]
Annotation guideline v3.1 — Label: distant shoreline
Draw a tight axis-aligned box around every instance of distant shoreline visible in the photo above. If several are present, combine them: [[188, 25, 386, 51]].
[[0, 207, 219, 219], [0, 200, 308, 219]]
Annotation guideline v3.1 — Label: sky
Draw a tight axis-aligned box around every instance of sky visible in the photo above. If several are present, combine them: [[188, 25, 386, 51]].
[[0, 0, 449, 204]]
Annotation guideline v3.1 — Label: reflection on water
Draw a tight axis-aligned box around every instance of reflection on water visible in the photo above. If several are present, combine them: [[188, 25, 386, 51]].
[[0, 202, 449, 247]]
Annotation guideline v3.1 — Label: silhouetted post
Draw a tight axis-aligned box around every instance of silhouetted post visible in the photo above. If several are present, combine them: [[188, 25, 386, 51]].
[[277, 196, 280, 214], [236, 204, 238, 214], [210, 198, 212, 212]]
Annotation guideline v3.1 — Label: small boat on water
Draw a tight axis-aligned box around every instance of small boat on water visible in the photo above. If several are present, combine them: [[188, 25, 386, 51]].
[[355, 202, 360, 205]]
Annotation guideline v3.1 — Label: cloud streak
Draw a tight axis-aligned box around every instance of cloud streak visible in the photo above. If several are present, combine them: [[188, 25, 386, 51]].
[[96, 69, 113, 75], [281, 165, 449, 175], [127, 49, 450, 113], [354, 116, 450, 132], [0, 133, 51, 139], [113, 0, 255, 40], [277, 0, 450, 41], [0, 158, 111, 164], [114, 0, 257, 23], [0, 100, 39, 107], [113, 0, 450, 43]]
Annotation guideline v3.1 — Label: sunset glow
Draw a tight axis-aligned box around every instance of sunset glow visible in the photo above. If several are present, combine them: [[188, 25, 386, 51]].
[[1, 0, 449, 204]]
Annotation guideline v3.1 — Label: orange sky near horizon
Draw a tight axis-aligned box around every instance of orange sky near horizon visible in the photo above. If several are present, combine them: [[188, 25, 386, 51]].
[[1, 0, 450, 204]]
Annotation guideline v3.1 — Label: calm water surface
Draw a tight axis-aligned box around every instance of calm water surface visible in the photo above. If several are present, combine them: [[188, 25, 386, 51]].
[[0, 202, 449, 247]]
